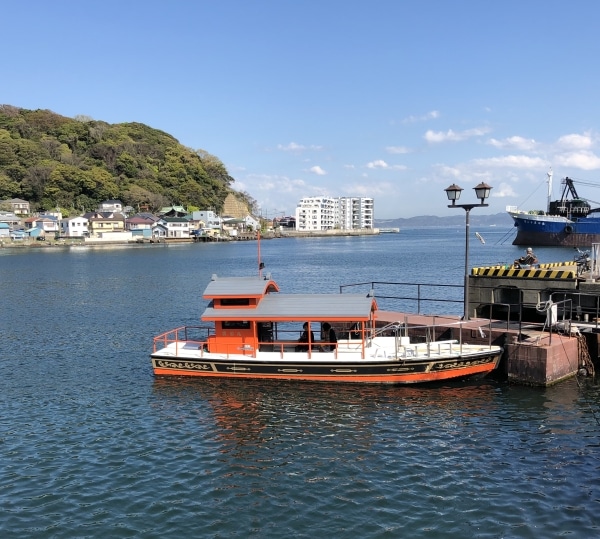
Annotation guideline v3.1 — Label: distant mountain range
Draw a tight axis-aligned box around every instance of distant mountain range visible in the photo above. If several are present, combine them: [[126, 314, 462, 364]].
[[375, 212, 514, 229]]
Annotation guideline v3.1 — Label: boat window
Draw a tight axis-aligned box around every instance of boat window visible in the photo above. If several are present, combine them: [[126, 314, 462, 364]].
[[221, 298, 250, 306], [222, 321, 251, 329]]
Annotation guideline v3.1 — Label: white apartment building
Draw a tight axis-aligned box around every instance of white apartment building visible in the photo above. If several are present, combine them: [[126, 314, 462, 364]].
[[338, 197, 374, 229], [295, 197, 337, 231], [60, 216, 89, 237], [295, 197, 374, 231]]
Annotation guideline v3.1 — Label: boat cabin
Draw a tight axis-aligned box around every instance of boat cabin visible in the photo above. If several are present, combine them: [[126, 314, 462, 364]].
[[201, 274, 378, 356]]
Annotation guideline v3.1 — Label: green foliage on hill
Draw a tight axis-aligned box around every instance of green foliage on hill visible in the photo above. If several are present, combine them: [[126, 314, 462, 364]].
[[0, 105, 251, 215]]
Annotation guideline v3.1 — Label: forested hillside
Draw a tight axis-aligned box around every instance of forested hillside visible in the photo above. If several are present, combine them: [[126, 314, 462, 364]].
[[0, 105, 254, 215]]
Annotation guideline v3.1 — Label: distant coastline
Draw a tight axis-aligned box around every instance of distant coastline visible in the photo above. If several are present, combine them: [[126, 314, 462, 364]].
[[375, 211, 513, 229], [0, 228, 382, 248], [1, 214, 514, 249]]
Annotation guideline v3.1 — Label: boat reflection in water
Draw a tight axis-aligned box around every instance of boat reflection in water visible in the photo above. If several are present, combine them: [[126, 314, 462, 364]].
[[151, 377, 501, 449]]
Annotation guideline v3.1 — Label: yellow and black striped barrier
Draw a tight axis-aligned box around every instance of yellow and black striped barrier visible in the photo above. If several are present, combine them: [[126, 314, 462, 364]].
[[539, 261, 576, 268], [471, 263, 576, 279]]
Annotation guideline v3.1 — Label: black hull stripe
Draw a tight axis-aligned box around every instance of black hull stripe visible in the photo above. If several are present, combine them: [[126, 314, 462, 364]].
[[152, 355, 500, 376]]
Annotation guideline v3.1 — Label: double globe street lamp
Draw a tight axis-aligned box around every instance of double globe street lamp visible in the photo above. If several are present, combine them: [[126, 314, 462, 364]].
[[444, 182, 493, 320]]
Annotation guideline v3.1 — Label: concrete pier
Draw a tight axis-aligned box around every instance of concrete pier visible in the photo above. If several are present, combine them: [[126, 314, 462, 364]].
[[504, 332, 581, 385], [427, 259, 600, 385], [377, 310, 592, 386]]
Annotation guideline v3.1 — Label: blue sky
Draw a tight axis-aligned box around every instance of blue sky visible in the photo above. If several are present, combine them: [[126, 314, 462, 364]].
[[4, 1, 600, 218]]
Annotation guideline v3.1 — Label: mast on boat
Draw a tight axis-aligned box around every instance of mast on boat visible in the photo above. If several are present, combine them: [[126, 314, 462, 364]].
[[546, 168, 553, 213], [257, 230, 264, 278]]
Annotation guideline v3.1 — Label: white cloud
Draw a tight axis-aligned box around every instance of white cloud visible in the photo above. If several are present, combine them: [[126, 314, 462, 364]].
[[491, 182, 517, 198], [228, 164, 247, 172], [555, 133, 593, 150], [277, 142, 324, 151], [367, 160, 389, 169], [488, 136, 537, 151], [425, 126, 491, 143], [471, 155, 548, 168], [432, 166, 462, 181], [240, 173, 307, 194], [554, 151, 600, 170], [366, 160, 407, 170], [402, 110, 440, 123], [236, 129, 600, 220], [341, 181, 395, 196], [385, 145, 412, 154], [309, 165, 327, 175]]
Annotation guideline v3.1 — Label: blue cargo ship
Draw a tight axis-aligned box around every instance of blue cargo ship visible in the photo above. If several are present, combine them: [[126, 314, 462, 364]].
[[508, 171, 600, 246]]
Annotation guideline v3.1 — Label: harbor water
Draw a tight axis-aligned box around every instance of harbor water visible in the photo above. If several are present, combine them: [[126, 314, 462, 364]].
[[1, 228, 599, 538]]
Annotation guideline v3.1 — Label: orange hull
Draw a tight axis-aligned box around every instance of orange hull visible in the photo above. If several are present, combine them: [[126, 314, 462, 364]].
[[152, 357, 499, 384]]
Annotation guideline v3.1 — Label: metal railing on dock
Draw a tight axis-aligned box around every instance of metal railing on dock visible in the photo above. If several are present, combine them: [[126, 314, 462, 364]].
[[339, 280, 591, 346], [340, 280, 464, 315]]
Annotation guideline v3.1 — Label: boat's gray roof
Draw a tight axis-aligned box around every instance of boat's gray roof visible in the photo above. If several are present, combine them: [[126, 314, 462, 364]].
[[202, 293, 375, 322], [203, 275, 279, 297], [201, 275, 376, 321]]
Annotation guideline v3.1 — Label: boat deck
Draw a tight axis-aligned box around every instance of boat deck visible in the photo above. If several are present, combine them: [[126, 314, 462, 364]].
[[153, 336, 499, 363]]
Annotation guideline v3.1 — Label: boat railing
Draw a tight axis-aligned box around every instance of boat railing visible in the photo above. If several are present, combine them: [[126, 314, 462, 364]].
[[153, 325, 213, 355], [376, 318, 499, 353], [396, 340, 480, 359], [339, 280, 464, 315], [154, 326, 349, 359]]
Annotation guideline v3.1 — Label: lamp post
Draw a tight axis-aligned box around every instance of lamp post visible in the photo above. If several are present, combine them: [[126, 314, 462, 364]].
[[444, 182, 493, 320]]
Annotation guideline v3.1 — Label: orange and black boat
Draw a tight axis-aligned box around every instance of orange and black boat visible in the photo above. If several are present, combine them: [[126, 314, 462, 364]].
[[151, 273, 502, 384]]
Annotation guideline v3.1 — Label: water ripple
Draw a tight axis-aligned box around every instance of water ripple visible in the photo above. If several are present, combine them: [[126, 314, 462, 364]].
[[2, 238, 600, 537]]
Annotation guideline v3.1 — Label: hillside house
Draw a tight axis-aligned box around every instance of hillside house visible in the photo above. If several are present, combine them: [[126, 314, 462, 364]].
[[60, 216, 89, 237], [1, 198, 30, 216], [24, 216, 59, 235], [191, 210, 222, 232], [0, 211, 20, 227], [160, 205, 187, 218], [87, 213, 126, 237], [126, 215, 157, 239], [159, 217, 190, 238], [98, 200, 124, 213]]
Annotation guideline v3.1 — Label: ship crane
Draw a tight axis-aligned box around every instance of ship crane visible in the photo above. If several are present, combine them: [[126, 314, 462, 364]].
[[559, 177, 600, 215], [549, 177, 598, 218], [560, 177, 579, 199]]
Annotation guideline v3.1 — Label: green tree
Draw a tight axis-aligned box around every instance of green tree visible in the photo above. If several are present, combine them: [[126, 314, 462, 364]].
[[0, 140, 17, 167], [179, 179, 206, 207], [0, 173, 20, 199], [22, 164, 53, 200], [87, 167, 119, 200], [115, 151, 138, 177], [0, 106, 243, 214], [45, 163, 84, 203]]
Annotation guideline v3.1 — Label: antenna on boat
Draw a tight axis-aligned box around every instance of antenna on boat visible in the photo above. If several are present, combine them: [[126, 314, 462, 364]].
[[546, 168, 553, 213], [257, 230, 264, 277]]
